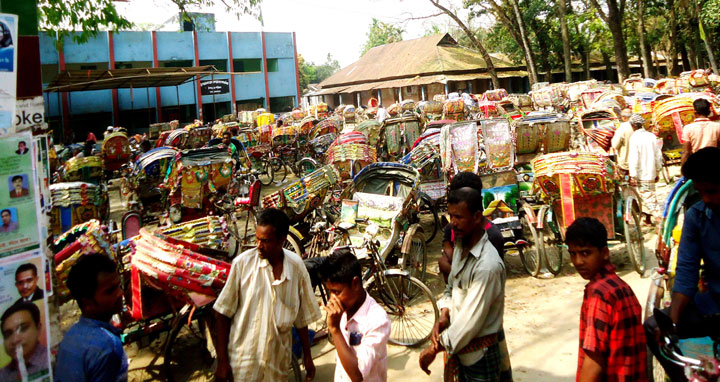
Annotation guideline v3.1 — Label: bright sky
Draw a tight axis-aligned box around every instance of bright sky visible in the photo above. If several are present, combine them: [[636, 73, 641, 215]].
[[115, 0, 475, 68]]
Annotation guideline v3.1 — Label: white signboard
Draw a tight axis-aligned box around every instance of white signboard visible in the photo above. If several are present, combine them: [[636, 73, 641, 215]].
[[14, 97, 45, 133]]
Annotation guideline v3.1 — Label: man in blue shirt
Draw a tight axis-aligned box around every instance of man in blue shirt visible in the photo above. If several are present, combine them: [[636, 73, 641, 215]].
[[55, 254, 127, 382], [645, 147, 720, 381]]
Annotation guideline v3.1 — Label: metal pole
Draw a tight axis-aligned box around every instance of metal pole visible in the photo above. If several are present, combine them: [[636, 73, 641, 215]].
[[146, 87, 151, 128], [130, 83, 134, 131], [212, 73, 217, 121], [193, 81, 198, 121], [68, 92, 73, 143], [176, 85, 180, 121]]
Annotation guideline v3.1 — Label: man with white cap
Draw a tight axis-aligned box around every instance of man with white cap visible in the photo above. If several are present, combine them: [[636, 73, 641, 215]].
[[611, 108, 635, 176], [628, 113, 663, 224]]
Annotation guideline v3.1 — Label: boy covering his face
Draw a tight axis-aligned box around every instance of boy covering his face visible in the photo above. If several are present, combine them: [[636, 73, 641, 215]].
[[321, 248, 390, 382]]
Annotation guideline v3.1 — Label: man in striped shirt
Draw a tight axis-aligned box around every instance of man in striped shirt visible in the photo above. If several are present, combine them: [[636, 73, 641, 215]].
[[214, 208, 321, 381]]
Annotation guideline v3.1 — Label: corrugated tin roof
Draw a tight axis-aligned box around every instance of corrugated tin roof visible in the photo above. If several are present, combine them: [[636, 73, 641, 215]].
[[319, 33, 517, 89], [44, 66, 225, 92]]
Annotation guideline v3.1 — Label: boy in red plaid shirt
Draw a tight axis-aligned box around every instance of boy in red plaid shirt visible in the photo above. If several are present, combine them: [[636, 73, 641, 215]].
[[566, 217, 647, 382]]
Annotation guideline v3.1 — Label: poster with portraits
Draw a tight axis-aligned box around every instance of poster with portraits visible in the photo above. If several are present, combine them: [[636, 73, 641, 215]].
[[0, 132, 40, 258], [0, 13, 17, 136], [0, 251, 52, 381]]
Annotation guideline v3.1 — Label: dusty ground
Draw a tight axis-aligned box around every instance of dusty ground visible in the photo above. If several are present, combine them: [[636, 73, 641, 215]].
[[91, 169, 678, 381]]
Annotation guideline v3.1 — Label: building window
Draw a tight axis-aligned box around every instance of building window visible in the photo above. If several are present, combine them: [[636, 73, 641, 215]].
[[267, 58, 279, 72], [199, 59, 228, 72], [270, 96, 296, 113], [64, 62, 109, 71], [115, 61, 152, 70], [160, 60, 194, 68], [232, 58, 262, 73]]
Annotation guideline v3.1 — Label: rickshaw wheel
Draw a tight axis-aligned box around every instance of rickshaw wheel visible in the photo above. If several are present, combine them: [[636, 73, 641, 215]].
[[401, 225, 427, 283], [519, 214, 542, 277], [283, 232, 303, 257], [272, 158, 288, 184], [163, 306, 214, 382], [540, 211, 563, 276], [661, 165, 672, 185], [364, 272, 439, 347], [258, 161, 275, 186], [416, 193, 439, 244], [625, 202, 646, 275]]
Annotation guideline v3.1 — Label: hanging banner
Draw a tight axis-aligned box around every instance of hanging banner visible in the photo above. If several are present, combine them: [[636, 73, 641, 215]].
[[14, 97, 45, 135], [0, 251, 52, 382], [200, 79, 229, 95], [0, 14, 18, 136], [0, 133, 40, 258]]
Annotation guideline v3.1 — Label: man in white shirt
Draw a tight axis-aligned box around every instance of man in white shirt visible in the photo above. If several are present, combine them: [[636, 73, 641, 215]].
[[213, 208, 321, 382], [376, 104, 388, 124], [419, 187, 511, 382], [628, 114, 663, 223], [322, 248, 390, 382], [611, 109, 634, 176]]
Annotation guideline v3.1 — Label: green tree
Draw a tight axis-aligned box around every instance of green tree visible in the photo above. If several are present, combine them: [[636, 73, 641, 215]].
[[483, 191, 496, 210], [314, 54, 341, 83], [361, 18, 404, 55], [39, 0, 262, 44], [297, 54, 315, 92]]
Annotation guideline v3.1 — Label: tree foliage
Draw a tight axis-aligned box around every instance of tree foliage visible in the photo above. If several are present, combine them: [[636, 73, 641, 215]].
[[361, 18, 404, 56], [298, 53, 342, 91], [39, 0, 262, 45], [39, 0, 133, 44]]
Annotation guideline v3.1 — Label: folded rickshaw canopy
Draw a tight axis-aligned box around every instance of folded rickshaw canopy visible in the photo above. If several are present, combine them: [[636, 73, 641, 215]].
[[43, 65, 250, 93]]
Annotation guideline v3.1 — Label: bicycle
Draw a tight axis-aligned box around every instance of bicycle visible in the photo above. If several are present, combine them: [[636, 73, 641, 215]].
[[333, 217, 439, 347]]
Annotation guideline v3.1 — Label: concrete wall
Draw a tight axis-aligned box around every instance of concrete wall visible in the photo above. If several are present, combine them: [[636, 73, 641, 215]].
[[40, 30, 300, 134]]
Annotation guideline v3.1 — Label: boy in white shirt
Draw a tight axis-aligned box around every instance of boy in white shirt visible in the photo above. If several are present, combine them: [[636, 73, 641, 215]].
[[322, 248, 391, 382]]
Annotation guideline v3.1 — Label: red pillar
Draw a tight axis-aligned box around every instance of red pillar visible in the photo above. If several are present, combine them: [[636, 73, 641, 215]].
[[227, 32, 236, 115], [292, 32, 301, 107], [108, 31, 119, 127], [261, 31, 270, 112], [152, 31, 163, 122], [193, 31, 203, 122], [58, 46, 70, 135]]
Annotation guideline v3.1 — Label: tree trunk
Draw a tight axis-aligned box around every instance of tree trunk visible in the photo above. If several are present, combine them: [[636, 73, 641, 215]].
[[653, 47, 662, 76], [602, 51, 615, 82], [584, 51, 591, 79], [695, 0, 719, 71], [429, 0, 500, 88], [557, 0, 573, 82], [509, 0, 539, 85], [636, 0, 653, 78], [680, 44, 691, 71], [588, 0, 631, 81], [667, 0, 680, 75], [607, 11, 631, 81]]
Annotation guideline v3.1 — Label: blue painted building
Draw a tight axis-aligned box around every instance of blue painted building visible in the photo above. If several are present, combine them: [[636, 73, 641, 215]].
[[39, 30, 301, 140]]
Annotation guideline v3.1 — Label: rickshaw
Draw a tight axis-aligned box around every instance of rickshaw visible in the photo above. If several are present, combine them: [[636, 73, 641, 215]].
[[148, 120, 178, 140], [309, 118, 340, 141], [529, 152, 645, 276], [497, 99, 525, 120], [623, 74, 648, 95], [643, 178, 718, 381], [101, 131, 132, 177], [378, 114, 423, 161], [52, 217, 298, 382], [185, 125, 213, 149], [120, 147, 179, 223], [330, 162, 438, 346], [654, 77, 692, 95], [261, 165, 341, 254], [310, 102, 328, 119], [326, 131, 377, 180], [62, 155, 104, 184], [355, 120, 382, 148], [157, 128, 189, 149], [507, 93, 534, 112], [211, 121, 239, 138], [442, 97, 466, 121], [420, 100, 443, 120], [49, 182, 109, 237], [578, 108, 619, 153], [164, 146, 239, 223], [652, 95, 694, 183], [400, 128, 443, 244]]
